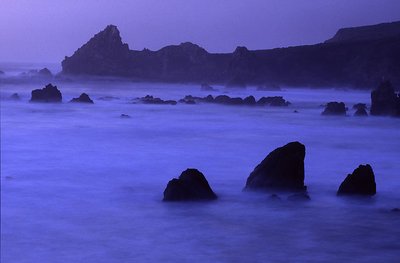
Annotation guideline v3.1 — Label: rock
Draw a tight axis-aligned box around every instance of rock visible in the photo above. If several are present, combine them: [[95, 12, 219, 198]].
[[139, 95, 177, 105], [201, 83, 216, 91], [243, 96, 256, 105], [293, 110, 299, 113], [70, 93, 94, 103], [322, 102, 347, 115], [287, 192, 311, 201], [337, 164, 376, 196], [163, 169, 218, 201], [120, 114, 131, 118], [203, 95, 214, 102], [214, 95, 232, 104], [30, 83, 62, 102], [38, 68, 52, 77], [9, 93, 20, 100], [370, 80, 400, 117], [353, 103, 368, 116], [391, 208, 400, 212], [245, 141, 306, 192], [257, 96, 290, 106]]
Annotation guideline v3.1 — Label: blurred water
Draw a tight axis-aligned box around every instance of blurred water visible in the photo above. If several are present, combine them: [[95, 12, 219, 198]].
[[1, 80, 400, 263]]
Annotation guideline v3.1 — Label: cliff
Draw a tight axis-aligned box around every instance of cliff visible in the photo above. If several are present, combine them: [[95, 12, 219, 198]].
[[61, 22, 400, 88]]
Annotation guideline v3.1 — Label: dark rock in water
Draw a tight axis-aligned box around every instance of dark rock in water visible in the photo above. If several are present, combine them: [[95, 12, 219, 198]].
[[257, 96, 290, 106], [201, 83, 216, 91], [288, 192, 311, 201], [370, 80, 400, 117], [70, 93, 94, 103], [214, 95, 232, 104], [243, 96, 256, 105], [353, 103, 368, 116], [293, 110, 299, 113], [163, 169, 217, 201], [139, 95, 177, 105], [203, 95, 214, 102], [9, 93, 20, 100], [322, 102, 347, 115], [120, 114, 131, 118], [30, 83, 62, 102], [245, 141, 306, 192], [391, 208, 400, 212], [38, 68, 52, 77], [337, 164, 376, 196]]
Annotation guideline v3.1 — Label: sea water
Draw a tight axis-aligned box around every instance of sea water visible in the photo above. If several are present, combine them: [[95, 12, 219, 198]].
[[1, 77, 400, 262]]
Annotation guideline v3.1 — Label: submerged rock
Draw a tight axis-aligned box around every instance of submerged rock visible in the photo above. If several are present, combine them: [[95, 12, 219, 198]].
[[322, 102, 347, 115], [287, 192, 311, 201], [120, 114, 131, 118], [163, 169, 217, 201], [9, 93, 20, 100], [70, 93, 94, 103], [245, 141, 306, 192], [243, 96, 256, 105], [370, 80, 400, 117], [353, 103, 368, 116], [337, 164, 376, 196], [38, 68, 53, 77], [30, 83, 62, 102]]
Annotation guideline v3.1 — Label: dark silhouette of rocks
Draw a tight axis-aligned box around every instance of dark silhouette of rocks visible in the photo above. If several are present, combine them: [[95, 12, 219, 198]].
[[257, 96, 290, 106], [243, 96, 256, 105], [30, 83, 62, 102], [163, 169, 218, 201], [370, 81, 400, 117], [337, 164, 376, 196], [120, 114, 131, 118], [392, 208, 400, 212], [353, 103, 368, 116], [138, 95, 177, 105], [322, 102, 347, 115], [20, 68, 53, 78], [9, 93, 20, 100], [38, 68, 52, 77], [245, 141, 306, 192], [61, 22, 400, 88], [70, 93, 94, 103]]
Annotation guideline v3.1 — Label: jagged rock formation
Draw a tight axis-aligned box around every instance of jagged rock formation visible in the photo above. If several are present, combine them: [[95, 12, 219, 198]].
[[136, 95, 177, 105], [353, 103, 368, 116], [322, 102, 347, 115], [178, 94, 290, 106], [30, 83, 62, 102], [61, 22, 400, 88], [337, 164, 376, 196], [370, 80, 400, 117], [70, 93, 94, 103], [245, 142, 306, 192], [163, 169, 217, 201]]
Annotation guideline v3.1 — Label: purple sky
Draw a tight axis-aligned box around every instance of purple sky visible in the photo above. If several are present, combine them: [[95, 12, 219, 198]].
[[1, 0, 400, 63]]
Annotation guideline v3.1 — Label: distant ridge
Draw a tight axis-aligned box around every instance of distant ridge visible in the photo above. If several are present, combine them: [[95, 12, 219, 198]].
[[325, 21, 400, 43], [62, 21, 400, 88]]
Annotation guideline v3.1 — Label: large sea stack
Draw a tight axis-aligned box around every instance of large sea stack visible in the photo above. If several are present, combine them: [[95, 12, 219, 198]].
[[337, 164, 376, 196], [245, 142, 306, 192], [370, 80, 400, 117]]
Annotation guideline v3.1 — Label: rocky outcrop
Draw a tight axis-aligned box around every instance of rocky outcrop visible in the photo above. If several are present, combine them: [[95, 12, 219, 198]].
[[137, 95, 177, 105], [30, 83, 62, 102], [70, 93, 94, 103], [163, 169, 217, 201], [322, 102, 347, 115], [61, 22, 400, 88], [337, 164, 376, 196], [62, 25, 131, 76], [257, 96, 290, 106], [245, 142, 306, 192], [370, 81, 400, 117], [353, 103, 368, 116]]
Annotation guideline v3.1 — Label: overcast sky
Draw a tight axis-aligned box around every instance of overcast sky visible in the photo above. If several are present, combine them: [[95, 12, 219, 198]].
[[1, 0, 399, 63]]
